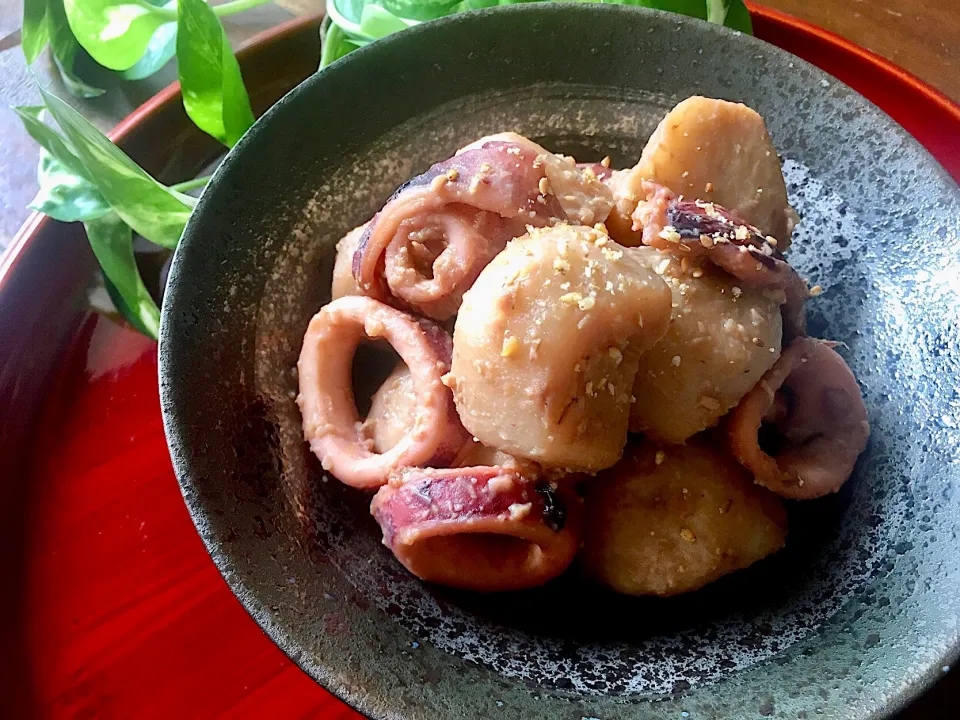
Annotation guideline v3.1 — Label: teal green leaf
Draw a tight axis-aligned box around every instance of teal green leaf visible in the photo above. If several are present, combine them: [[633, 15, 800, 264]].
[[40, 86, 194, 248], [63, 0, 173, 71], [331, 0, 368, 26], [319, 19, 368, 68], [378, 0, 461, 21], [30, 148, 111, 222], [359, 4, 417, 37], [323, 0, 752, 64], [177, 0, 255, 147], [22, 0, 51, 64], [103, 273, 156, 337], [84, 212, 160, 339], [14, 105, 89, 179], [48, 0, 106, 97], [120, 11, 177, 80], [723, 0, 752, 33]]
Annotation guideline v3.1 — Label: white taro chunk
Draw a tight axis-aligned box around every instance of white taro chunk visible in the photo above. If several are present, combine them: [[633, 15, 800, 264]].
[[364, 364, 418, 453], [580, 438, 788, 597], [629, 250, 783, 444], [608, 97, 798, 248], [448, 224, 672, 472], [331, 223, 367, 300]]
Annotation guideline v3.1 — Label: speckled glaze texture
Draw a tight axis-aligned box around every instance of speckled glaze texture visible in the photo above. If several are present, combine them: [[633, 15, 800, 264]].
[[159, 5, 960, 719]]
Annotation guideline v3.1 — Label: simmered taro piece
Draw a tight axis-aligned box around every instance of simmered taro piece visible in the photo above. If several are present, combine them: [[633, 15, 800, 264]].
[[606, 96, 797, 248], [448, 223, 672, 472], [580, 438, 787, 596], [629, 250, 783, 444]]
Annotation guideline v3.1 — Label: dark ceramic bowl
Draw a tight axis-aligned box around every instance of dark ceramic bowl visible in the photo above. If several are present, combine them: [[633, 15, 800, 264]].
[[159, 4, 960, 719]]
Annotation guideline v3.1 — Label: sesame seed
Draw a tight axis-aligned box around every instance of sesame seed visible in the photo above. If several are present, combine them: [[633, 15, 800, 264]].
[[538, 177, 551, 195], [560, 292, 583, 305], [681, 170, 690, 178], [658, 225, 681, 243], [600, 156, 611, 168], [680, 257, 689, 273], [699, 396, 720, 410], [732, 286, 742, 298], [501, 336, 519, 357], [752, 337, 765, 347], [705, 182, 714, 192], [810, 285, 823, 297], [691, 268, 703, 278], [655, 258, 672, 275], [608, 347, 623, 364], [680, 528, 696, 543], [700, 234, 714, 249], [671, 355, 681, 366], [655, 450, 666, 465], [446, 169, 459, 181], [585, 381, 594, 396], [637, 313, 644, 327]]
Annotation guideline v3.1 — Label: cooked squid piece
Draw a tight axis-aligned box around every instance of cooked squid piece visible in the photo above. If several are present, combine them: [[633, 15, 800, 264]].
[[580, 439, 787, 597], [537, 151, 614, 226], [297, 296, 468, 489], [448, 224, 672, 472], [630, 193, 808, 341], [459, 132, 615, 225], [371, 466, 582, 591], [331, 223, 367, 300], [728, 338, 869, 499], [629, 250, 783, 444], [607, 96, 797, 248], [353, 136, 567, 320]]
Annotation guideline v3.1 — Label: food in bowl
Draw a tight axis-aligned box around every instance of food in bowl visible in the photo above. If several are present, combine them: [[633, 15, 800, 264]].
[[295, 96, 870, 596]]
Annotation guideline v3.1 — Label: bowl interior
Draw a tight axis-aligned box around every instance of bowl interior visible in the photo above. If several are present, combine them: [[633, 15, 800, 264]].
[[160, 5, 960, 719]]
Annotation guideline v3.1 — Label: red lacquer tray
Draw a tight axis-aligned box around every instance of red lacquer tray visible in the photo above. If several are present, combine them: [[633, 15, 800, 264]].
[[1, 7, 957, 718]]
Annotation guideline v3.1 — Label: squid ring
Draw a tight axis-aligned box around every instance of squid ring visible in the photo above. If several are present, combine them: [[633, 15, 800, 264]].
[[371, 466, 583, 591], [296, 296, 467, 489], [727, 337, 870, 499]]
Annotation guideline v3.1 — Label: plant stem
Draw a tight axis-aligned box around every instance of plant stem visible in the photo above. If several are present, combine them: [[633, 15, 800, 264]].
[[170, 175, 212, 192], [213, 0, 273, 18]]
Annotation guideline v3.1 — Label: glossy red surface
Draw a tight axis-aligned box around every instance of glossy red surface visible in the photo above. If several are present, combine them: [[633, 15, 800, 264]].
[[8, 9, 959, 720], [25, 318, 361, 719]]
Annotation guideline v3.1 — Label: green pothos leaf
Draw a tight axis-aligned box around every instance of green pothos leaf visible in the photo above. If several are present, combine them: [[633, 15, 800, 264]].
[[40, 86, 195, 248], [63, 0, 173, 71], [176, 0, 255, 147], [84, 212, 161, 339], [30, 148, 112, 222], [22, 0, 51, 64], [47, 0, 106, 97]]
